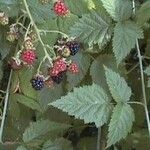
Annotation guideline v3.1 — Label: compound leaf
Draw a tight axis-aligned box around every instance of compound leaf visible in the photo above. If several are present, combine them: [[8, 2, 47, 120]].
[[50, 84, 113, 127], [107, 103, 135, 147], [70, 11, 112, 49], [105, 67, 131, 102], [101, 0, 132, 21], [23, 120, 70, 143], [113, 21, 143, 64]]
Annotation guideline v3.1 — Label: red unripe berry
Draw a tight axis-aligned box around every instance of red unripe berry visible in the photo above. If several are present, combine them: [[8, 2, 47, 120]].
[[21, 49, 37, 65], [50, 58, 67, 76], [68, 62, 79, 74], [54, 0, 69, 16]]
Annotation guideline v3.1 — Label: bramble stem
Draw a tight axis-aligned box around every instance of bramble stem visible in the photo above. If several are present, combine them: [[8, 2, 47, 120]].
[[97, 128, 101, 150], [0, 70, 13, 143], [132, 0, 150, 137], [23, 0, 53, 66], [39, 29, 69, 38]]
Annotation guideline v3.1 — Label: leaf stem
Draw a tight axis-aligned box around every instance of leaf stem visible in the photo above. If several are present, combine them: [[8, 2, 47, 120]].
[[23, 0, 53, 66], [0, 70, 13, 143], [132, 0, 150, 137], [127, 101, 144, 107], [39, 29, 69, 38]]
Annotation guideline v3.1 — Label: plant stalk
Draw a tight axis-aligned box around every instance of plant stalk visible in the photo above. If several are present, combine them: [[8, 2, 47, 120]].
[[0, 70, 13, 143], [132, 0, 150, 137], [23, 0, 53, 65]]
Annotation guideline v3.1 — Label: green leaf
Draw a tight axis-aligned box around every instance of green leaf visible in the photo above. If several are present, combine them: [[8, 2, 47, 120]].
[[137, 1, 150, 26], [38, 19, 58, 46], [42, 138, 73, 150], [50, 84, 113, 127], [101, 0, 132, 21], [57, 14, 78, 34], [107, 103, 135, 147], [90, 55, 117, 90], [65, 0, 89, 16], [113, 21, 143, 64], [37, 86, 64, 111], [23, 120, 71, 143], [144, 66, 150, 76], [70, 11, 112, 49], [16, 146, 28, 150], [0, 0, 20, 16], [105, 67, 131, 102], [26, 0, 55, 23], [67, 52, 91, 90], [0, 27, 11, 59], [13, 94, 42, 112], [18, 67, 37, 99]]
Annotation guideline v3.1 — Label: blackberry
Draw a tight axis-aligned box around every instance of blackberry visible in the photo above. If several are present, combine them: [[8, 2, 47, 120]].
[[67, 42, 80, 56], [51, 72, 65, 84], [31, 77, 44, 90]]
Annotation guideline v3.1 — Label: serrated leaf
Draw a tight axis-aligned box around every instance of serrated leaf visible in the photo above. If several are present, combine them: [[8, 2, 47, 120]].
[[57, 14, 78, 34], [101, 0, 132, 21], [137, 1, 150, 26], [105, 67, 131, 102], [42, 138, 73, 150], [90, 55, 117, 90], [23, 120, 71, 143], [70, 11, 112, 49], [26, 0, 55, 23], [144, 66, 150, 76], [16, 146, 28, 150], [113, 21, 143, 64], [107, 103, 135, 147], [13, 94, 42, 112], [65, 0, 89, 16], [67, 52, 91, 90], [50, 84, 113, 127]]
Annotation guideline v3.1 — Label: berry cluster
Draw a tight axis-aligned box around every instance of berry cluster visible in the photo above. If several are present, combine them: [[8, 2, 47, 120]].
[[30, 38, 80, 90], [10, 36, 37, 70], [53, 0, 69, 16], [46, 38, 80, 86], [0, 12, 9, 25]]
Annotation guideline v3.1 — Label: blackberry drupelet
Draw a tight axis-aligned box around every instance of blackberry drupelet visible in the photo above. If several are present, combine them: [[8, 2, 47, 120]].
[[51, 71, 65, 84], [67, 42, 80, 56], [31, 77, 44, 90]]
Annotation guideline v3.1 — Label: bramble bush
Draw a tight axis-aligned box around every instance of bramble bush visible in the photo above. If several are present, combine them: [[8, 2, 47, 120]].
[[0, 0, 150, 149]]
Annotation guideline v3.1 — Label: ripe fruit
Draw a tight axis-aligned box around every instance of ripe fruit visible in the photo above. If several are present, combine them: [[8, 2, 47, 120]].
[[68, 62, 79, 74], [31, 76, 44, 90], [51, 71, 65, 84], [67, 42, 80, 56], [24, 37, 34, 49], [50, 58, 67, 76], [0, 12, 9, 25], [21, 49, 37, 65], [54, 0, 69, 16]]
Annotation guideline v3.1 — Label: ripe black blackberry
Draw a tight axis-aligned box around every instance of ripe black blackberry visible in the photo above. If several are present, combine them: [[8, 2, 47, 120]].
[[51, 71, 65, 84], [67, 42, 80, 56], [31, 76, 44, 90]]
